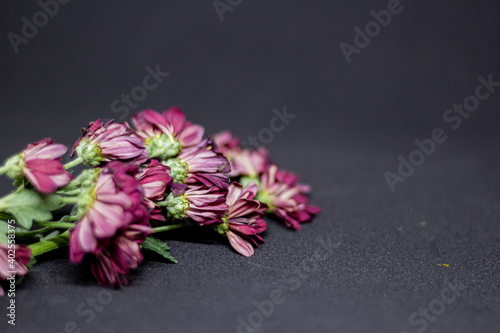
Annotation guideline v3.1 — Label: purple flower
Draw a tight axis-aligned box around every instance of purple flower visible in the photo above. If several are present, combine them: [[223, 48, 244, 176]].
[[0, 138, 73, 194], [165, 139, 231, 189], [214, 131, 270, 178], [89, 219, 151, 288], [72, 119, 148, 166], [257, 165, 321, 230], [163, 183, 228, 225], [135, 160, 172, 221], [213, 130, 241, 155], [130, 108, 204, 160], [69, 162, 150, 267], [229, 148, 270, 178], [216, 182, 268, 257], [0, 244, 31, 297]]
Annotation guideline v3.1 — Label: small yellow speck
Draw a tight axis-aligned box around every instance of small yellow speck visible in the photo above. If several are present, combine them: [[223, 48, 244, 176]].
[[437, 264, 449, 267], [420, 221, 427, 227]]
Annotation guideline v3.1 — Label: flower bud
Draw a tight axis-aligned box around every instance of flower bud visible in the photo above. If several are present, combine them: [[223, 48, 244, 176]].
[[164, 192, 189, 220], [145, 133, 181, 160], [163, 159, 188, 184], [75, 139, 103, 166]]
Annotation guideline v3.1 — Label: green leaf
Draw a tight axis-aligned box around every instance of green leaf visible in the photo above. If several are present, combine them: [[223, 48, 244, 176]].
[[27, 256, 36, 269], [0, 190, 64, 229], [0, 220, 8, 243], [39, 230, 60, 241], [142, 237, 178, 264]]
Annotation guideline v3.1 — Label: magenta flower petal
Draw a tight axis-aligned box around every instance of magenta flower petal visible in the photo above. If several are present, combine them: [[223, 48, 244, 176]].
[[135, 160, 172, 221], [257, 165, 320, 229], [227, 231, 254, 257], [0, 244, 31, 280], [136, 160, 172, 201], [6, 138, 74, 194], [0, 244, 31, 297], [73, 120, 148, 166], [215, 182, 268, 257], [130, 108, 205, 155], [162, 107, 186, 134], [69, 162, 151, 288], [178, 123, 204, 148], [169, 139, 231, 189]]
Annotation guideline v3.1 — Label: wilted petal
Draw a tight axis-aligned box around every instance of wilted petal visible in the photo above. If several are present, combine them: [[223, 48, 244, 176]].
[[227, 231, 254, 257]]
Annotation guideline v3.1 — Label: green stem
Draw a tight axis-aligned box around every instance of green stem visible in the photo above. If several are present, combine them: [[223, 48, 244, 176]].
[[153, 222, 196, 233], [29, 230, 70, 257], [15, 226, 52, 236], [60, 196, 80, 205], [64, 156, 83, 170], [34, 221, 76, 229]]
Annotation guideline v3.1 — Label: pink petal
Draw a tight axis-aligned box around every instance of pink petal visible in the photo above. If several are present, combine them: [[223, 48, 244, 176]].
[[76, 217, 98, 253], [226, 182, 243, 207], [178, 123, 204, 147], [25, 159, 65, 175], [227, 231, 254, 257], [23, 169, 58, 194], [162, 107, 186, 135]]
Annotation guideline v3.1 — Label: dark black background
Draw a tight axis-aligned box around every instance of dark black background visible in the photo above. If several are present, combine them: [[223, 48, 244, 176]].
[[1, 1, 500, 332]]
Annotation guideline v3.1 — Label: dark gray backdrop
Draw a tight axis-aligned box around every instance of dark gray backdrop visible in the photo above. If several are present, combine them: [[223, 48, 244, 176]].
[[1, 1, 499, 332]]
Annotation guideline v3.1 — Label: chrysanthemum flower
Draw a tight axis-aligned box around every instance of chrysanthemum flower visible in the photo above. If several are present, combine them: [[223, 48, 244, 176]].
[[164, 139, 231, 189], [135, 160, 172, 221], [257, 165, 321, 230], [213, 130, 241, 155], [229, 148, 270, 178], [161, 183, 227, 225], [215, 182, 267, 257], [0, 138, 73, 194], [69, 162, 151, 287], [214, 131, 270, 178], [130, 108, 204, 160], [89, 218, 151, 288], [72, 119, 148, 166], [0, 244, 31, 297]]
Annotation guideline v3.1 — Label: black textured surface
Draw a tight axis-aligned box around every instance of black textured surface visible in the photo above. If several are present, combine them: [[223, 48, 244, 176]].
[[1, 1, 500, 333]]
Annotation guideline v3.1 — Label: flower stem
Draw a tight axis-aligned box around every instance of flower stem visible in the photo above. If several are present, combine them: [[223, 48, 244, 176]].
[[60, 196, 80, 205], [29, 230, 70, 257], [34, 221, 76, 229], [15, 226, 52, 236], [64, 156, 83, 170], [153, 222, 196, 233]]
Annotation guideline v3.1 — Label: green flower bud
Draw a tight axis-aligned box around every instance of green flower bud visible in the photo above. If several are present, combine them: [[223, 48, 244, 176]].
[[163, 158, 188, 184], [75, 139, 103, 167], [0, 154, 24, 180], [145, 133, 181, 160], [164, 193, 189, 220], [73, 169, 101, 217]]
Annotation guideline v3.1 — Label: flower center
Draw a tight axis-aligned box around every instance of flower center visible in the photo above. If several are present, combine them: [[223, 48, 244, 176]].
[[239, 176, 260, 188], [145, 133, 181, 160], [255, 191, 274, 212]]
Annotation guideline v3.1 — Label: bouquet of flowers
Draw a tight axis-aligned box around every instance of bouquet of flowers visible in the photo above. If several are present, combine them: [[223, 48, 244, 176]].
[[0, 108, 320, 293]]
